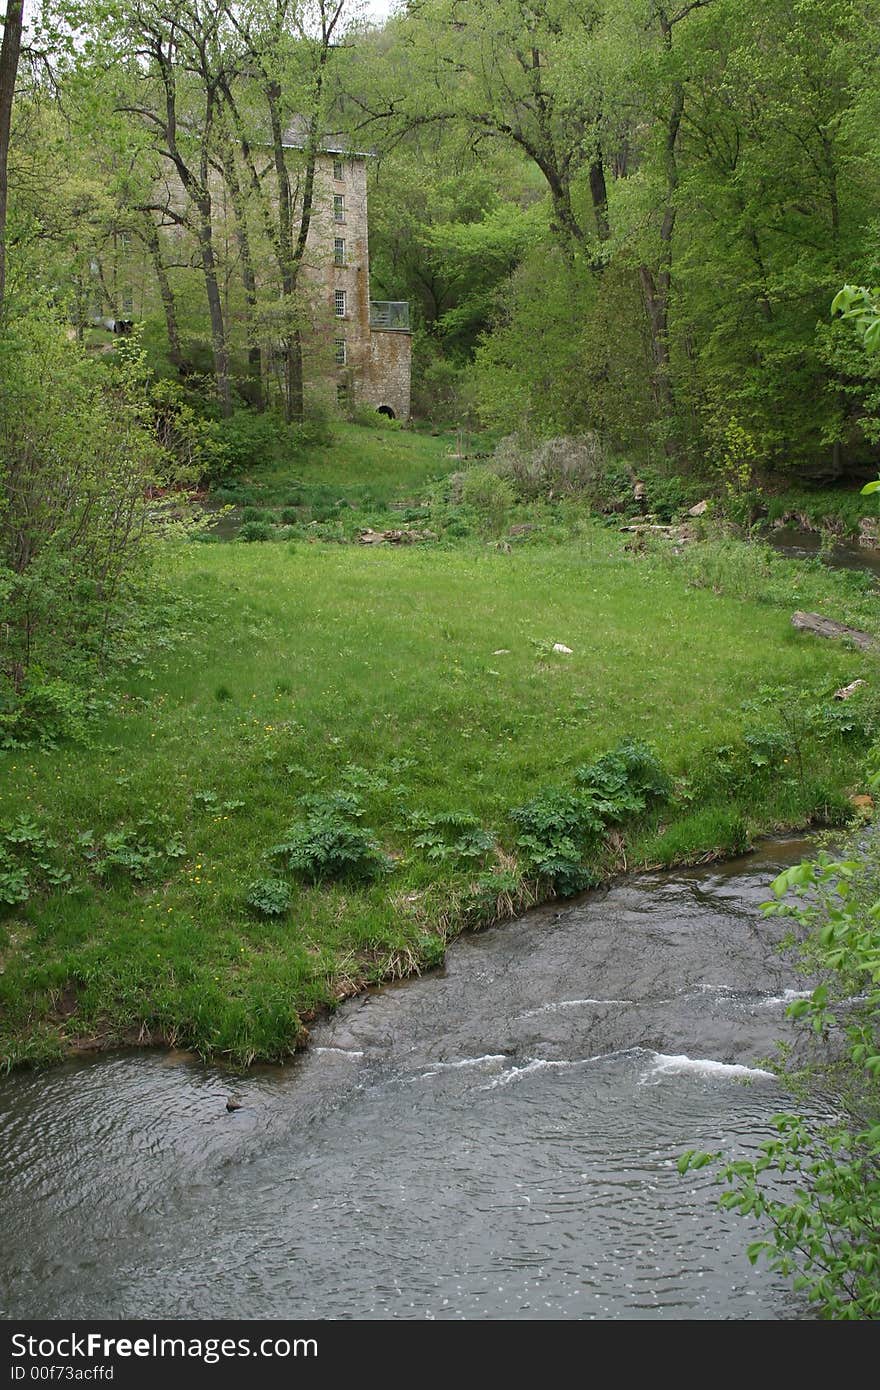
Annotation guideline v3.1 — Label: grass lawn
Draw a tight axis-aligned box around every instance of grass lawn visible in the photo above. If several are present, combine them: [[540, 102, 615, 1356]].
[[1, 510, 877, 1070]]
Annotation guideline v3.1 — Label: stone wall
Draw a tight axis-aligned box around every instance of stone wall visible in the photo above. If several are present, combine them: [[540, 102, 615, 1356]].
[[362, 330, 412, 420]]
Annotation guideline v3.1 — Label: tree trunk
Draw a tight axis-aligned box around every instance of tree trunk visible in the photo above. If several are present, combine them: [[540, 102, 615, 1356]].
[[588, 154, 610, 244], [0, 0, 24, 311], [141, 215, 188, 374], [639, 262, 674, 416], [220, 144, 262, 408], [196, 203, 231, 416], [639, 14, 684, 451], [791, 610, 878, 652]]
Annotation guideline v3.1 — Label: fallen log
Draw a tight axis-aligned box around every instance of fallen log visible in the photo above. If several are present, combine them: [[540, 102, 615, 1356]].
[[834, 678, 867, 701], [791, 610, 879, 651]]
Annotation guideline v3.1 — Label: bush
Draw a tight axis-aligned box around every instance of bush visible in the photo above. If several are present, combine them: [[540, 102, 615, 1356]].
[[510, 739, 672, 894], [0, 678, 94, 749], [493, 433, 607, 500], [510, 788, 606, 895], [237, 521, 274, 542], [577, 738, 673, 810], [245, 878, 292, 917], [459, 467, 515, 535], [269, 793, 392, 885], [0, 305, 162, 708], [215, 409, 291, 477]]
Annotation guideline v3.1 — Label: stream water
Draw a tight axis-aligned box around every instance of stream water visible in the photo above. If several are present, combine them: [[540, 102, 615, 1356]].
[[0, 839, 829, 1321], [769, 524, 880, 577]]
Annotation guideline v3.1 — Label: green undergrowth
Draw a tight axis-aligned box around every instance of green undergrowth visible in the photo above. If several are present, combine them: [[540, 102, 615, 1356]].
[[208, 420, 478, 514], [0, 531, 877, 1070], [764, 486, 880, 536]]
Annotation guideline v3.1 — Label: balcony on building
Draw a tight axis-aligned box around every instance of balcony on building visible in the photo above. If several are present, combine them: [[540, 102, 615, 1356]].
[[369, 300, 410, 332]]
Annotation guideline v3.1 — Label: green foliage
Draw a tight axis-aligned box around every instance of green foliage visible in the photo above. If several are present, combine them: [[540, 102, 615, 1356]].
[[0, 304, 162, 714], [509, 788, 605, 895], [237, 521, 274, 542], [0, 679, 95, 749], [269, 794, 392, 885], [245, 877, 292, 918], [690, 829, 880, 1318], [85, 816, 186, 883], [0, 816, 71, 910], [406, 810, 495, 864], [149, 378, 228, 483], [577, 739, 673, 810], [214, 410, 298, 480], [832, 285, 880, 356], [459, 466, 515, 535], [510, 740, 672, 894]]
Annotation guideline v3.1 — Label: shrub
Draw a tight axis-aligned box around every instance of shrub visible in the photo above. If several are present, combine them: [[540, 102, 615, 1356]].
[[459, 467, 515, 535], [493, 433, 607, 500], [0, 305, 162, 707], [509, 789, 606, 895], [407, 810, 495, 863], [269, 793, 392, 884], [576, 738, 673, 811], [237, 521, 274, 542], [510, 739, 672, 894], [215, 409, 291, 477], [245, 877, 292, 917], [0, 678, 94, 749]]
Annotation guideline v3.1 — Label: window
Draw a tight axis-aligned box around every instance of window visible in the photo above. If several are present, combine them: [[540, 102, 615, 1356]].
[[333, 194, 345, 222], [333, 159, 344, 181], [334, 289, 346, 318], [334, 237, 346, 266], [334, 338, 347, 366]]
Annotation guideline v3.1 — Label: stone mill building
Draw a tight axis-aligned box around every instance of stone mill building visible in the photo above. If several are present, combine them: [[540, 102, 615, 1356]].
[[303, 136, 412, 421]]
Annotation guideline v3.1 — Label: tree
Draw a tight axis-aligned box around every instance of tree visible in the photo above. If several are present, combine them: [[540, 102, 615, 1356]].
[[217, 0, 352, 422], [109, 1, 239, 414], [353, 0, 612, 261], [0, 0, 24, 310]]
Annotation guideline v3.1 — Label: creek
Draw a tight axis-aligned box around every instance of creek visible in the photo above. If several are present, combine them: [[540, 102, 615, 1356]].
[[0, 839, 828, 1320]]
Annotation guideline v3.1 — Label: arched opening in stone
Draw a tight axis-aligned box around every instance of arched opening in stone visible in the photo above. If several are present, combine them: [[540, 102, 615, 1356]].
[[376, 405, 396, 419]]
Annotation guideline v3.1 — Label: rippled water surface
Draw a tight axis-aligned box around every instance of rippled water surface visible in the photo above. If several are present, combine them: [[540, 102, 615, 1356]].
[[1, 841, 822, 1320]]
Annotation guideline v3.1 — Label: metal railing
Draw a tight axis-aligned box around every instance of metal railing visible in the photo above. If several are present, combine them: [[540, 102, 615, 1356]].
[[369, 300, 410, 331]]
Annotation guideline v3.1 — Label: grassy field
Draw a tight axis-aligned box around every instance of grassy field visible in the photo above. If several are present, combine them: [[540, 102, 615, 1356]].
[[2, 427, 879, 1070], [213, 420, 476, 510]]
